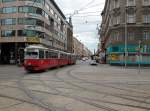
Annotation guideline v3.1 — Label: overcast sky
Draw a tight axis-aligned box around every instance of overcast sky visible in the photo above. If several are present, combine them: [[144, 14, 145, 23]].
[[55, 0, 105, 52]]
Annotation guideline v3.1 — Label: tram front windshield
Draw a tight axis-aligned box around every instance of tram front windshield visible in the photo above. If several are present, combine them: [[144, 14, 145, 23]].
[[25, 49, 38, 59]]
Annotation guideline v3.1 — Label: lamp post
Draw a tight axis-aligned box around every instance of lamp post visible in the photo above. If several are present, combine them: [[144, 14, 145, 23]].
[[124, 6, 128, 68], [0, 44, 1, 64], [138, 40, 142, 74]]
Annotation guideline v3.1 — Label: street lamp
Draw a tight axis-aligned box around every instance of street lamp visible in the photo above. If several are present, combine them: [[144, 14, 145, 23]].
[[138, 40, 142, 74], [124, 7, 128, 68]]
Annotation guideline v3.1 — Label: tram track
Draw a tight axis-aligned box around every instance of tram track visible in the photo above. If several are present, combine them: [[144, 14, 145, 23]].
[[52, 65, 150, 110], [36, 67, 120, 111], [1, 64, 150, 111], [1, 83, 150, 111]]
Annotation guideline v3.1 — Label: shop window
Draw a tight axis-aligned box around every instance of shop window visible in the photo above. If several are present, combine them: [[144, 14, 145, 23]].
[[112, 46, 119, 52]]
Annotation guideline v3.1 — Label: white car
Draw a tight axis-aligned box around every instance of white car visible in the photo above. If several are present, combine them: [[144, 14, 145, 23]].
[[90, 60, 98, 65]]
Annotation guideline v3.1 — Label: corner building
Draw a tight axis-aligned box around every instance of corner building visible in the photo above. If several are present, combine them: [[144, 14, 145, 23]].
[[100, 0, 150, 65], [0, 0, 71, 64]]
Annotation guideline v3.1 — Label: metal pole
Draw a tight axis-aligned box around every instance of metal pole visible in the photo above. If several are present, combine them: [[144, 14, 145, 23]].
[[138, 40, 141, 74], [125, 7, 127, 68]]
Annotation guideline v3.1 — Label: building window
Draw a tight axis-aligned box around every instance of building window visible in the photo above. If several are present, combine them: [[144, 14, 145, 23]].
[[50, 8, 54, 15], [2, 0, 16, 2], [113, 0, 120, 8], [18, 6, 44, 16], [143, 0, 150, 6], [143, 31, 150, 40], [1, 30, 16, 37], [113, 16, 120, 25], [127, 0, 135, 6], [111, 32, 120, 41], [143, 14, 150, 23], [2, 7, 17, 13], [17, 30, 43, 37], [45, 2, 50, 11], [127, 13, 136, 23], [1, 18, 16, 25], [127, 32, 134, 40], [45, 12, 49, 20], [18, 0, 44, 4]]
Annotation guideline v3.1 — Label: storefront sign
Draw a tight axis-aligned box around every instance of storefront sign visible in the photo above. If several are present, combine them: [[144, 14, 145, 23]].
[[26, 37, 40, 43], [110, 54, 119, 61]]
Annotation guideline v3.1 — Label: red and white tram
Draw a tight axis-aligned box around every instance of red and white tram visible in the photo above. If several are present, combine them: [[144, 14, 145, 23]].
[[24, 45, 76, 72]]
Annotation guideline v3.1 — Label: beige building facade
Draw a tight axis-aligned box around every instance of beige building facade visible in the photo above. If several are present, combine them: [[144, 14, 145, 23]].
[[73, 37, 92, 58], [0, 0, 72, 64], [100, 0, 150, 65]]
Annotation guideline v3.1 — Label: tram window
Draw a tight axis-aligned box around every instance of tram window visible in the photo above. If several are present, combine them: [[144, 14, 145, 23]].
[[25, 52, 38, 58], [48, 52, 52, 58], [53, 52, 58, 58], [39, 50, 44, 59], [45, 51, 48, 58], [60, 54, 63, 58]]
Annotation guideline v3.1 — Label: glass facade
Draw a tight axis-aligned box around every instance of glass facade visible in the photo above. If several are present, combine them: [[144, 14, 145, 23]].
[[1, 18, 16, 25], [18, 6, 44, 15], [1, 30, 16, 37], [18, 0, 44, 4], [1, 0, 16, 2], [18, 18, 44, 27], [17, 30, 43, 37], [1, 7, 17, 13]]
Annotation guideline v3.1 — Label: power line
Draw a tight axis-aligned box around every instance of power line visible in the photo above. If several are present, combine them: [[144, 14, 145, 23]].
[[83, 3, 104, 9], [65, 11, 101, 16], [73, 15, 100, 17], [78, 0, 96, 11], [69, 0, 97, 17], [74, 11, 101, 15]]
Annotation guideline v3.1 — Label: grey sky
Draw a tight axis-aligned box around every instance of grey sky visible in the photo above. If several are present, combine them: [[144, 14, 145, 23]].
[[55, 0, 105, 52]]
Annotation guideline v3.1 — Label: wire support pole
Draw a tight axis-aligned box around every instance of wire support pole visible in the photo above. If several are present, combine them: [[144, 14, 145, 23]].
[[125, 8, 128, 68]]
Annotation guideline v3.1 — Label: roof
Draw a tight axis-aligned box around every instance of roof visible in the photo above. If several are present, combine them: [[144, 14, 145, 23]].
[[50, 0, 66, 19]]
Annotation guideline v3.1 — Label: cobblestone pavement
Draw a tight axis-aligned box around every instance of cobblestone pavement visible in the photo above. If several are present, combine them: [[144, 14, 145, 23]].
[[1, 61, 150, 111]]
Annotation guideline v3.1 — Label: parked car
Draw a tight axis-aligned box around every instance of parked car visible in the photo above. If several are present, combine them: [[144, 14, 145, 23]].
[[82, 57, 88, 61], [90, 60, 98, 65]]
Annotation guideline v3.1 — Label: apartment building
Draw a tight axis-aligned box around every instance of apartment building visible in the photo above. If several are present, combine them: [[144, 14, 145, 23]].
[[73, 37, 92, 58], [66, 17, 73, 53], [0, 0, 72, 64], [100, 0, 150, 65]]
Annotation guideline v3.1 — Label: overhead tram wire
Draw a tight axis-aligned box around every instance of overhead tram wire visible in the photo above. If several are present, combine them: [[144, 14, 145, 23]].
[[65, 11, 101, 16], [73, 15, 100, 17], [69, 0, 96, 17], [78, 0, 96, 12]]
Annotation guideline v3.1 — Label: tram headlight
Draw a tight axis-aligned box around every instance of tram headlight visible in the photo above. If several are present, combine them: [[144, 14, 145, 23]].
[[24, 60, 27, 64]]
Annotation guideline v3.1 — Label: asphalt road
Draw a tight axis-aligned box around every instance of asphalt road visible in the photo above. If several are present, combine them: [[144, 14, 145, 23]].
[[0, 61, 150, 111]]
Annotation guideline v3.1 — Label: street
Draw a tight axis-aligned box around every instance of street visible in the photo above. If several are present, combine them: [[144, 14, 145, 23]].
[[0, 61, 150, 111]]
